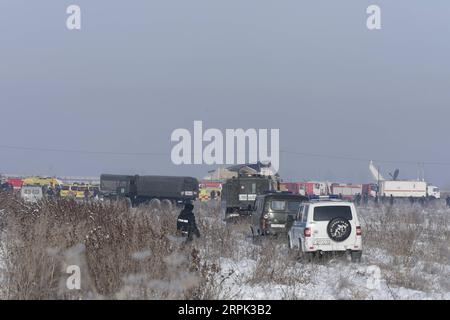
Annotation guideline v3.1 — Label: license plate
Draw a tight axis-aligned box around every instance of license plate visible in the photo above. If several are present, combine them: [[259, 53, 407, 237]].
[[270, 223, 285, 228], [239, 194, 248, 201], [184, 191, 193, 196], [314, 239, 331, 245], [228, 213, 240, 218]]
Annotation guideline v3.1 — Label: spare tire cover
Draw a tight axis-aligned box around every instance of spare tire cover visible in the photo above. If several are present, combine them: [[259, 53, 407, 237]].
[[327, 217, 352, 242]]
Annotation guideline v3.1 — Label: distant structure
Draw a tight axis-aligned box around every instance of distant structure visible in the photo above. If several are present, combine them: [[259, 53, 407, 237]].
[[369, 160, 385, 181], [58, 176, 100, 185], [0, 173, 99, 186], [203, 161, 277, 181]]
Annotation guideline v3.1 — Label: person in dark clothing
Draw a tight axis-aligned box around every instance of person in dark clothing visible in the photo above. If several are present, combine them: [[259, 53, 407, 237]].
[[362, 193, 368, 206], [55, 184, 61, 199], [177, 203, 200, 242], [409, 196, 415, 206], [389, 194, 394, 206], [47, 186, 55, 199], [446, 196, 450, 207], [84, 188, 90, 202], [0, 182, 12, 192], [354, 193, 361, 206], [419, 196, 425, 206]]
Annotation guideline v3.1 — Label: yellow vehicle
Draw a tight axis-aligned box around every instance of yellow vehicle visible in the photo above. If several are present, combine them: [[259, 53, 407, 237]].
[[60, 184, 73, 198], [198, 181, 222, 202], [199, 188, 210, 202], [59, 183, 99, 199], [23, 176, 61, 188], [70, 184, 89, 199]]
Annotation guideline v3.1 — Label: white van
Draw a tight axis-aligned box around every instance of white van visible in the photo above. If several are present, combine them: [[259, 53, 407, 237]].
[[287, 199, 362, 262], [20, 186, 44, 203]]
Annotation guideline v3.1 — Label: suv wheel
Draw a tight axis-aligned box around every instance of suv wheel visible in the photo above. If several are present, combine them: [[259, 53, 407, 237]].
[[287, 235, 293, 250], [351, 251, 362, 263], [305, 252, 315, 262], [251, 226, 261, 244]]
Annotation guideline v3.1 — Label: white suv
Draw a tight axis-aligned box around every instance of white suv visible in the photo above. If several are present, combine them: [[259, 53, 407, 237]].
[[287, 199, 362, 262]]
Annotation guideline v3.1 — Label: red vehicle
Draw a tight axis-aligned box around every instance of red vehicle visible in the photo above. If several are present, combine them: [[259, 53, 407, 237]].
[[280, 182, 300, 194], [298, 181, 329, 196], [362, 183, 378, 198], [330, 183, 363, 200], [7, 177, 23, 192], [200, 180, 222, 189]]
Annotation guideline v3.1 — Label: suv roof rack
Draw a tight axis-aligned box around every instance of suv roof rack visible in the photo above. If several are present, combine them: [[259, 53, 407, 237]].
[[307, 195, 342, 201], [261, 190, 293, 195]]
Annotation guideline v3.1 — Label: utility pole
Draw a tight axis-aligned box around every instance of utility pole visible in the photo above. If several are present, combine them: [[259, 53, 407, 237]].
[[377, 165, 380, 197]]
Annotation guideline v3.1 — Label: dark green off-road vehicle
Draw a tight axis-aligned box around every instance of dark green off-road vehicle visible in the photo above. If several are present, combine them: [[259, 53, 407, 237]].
[[250, 192, 308, 237]]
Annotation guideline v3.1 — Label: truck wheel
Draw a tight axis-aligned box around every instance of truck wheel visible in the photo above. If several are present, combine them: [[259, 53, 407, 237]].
[[149, 198, 161, 210], [161, 199, 172, 211], [125, 197, 132, 209]]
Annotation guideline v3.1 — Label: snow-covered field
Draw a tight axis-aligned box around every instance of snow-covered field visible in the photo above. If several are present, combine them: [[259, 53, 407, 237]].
[[0, 196, 448, 300], [194, 201, 450, 300]]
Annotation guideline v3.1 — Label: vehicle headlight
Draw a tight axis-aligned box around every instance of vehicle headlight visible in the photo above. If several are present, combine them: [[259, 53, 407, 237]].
[[263, 214, 269, 219]]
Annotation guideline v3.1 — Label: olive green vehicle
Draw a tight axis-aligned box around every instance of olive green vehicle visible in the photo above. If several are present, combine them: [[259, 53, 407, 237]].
[[221, 174, 278, 220], [250, 192, 308, 237]]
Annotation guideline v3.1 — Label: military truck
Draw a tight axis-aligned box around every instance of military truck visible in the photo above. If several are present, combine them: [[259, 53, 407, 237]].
[[221, 174, 278, 220], [100, 174, 199, 206]]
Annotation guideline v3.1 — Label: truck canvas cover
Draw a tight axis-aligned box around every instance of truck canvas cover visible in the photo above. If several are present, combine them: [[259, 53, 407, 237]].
[[100, 174, 134, 194], [136, 176, 198, 198]]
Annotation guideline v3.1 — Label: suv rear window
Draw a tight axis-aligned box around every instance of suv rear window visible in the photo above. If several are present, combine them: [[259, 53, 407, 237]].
[[270, 200, 286, 211], [313, 205, 352, 221]]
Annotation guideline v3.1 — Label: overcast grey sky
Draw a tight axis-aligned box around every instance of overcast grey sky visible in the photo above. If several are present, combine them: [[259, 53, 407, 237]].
[[1, 1, 449, 186]]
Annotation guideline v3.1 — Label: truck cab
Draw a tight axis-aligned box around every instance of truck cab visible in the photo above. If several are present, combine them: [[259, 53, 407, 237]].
[[221, 174, 278, 220], [427, 185, 440, 199]]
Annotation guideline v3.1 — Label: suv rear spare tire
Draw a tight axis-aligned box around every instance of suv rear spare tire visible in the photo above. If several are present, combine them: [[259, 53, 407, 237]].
[[327, 217, 352, 242]]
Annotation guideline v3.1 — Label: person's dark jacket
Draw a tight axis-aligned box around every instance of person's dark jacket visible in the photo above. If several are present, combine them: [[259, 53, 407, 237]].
[[177, 204, 200, 241]]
